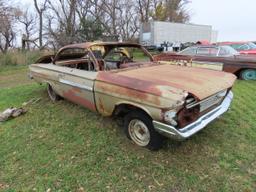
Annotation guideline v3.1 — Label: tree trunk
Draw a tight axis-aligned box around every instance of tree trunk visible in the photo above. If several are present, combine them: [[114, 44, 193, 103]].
[[39, 13, 43, 49]]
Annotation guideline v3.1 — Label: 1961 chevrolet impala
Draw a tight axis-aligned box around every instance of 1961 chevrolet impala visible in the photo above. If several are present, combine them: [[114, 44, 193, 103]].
[[29, 42, 236, 150]]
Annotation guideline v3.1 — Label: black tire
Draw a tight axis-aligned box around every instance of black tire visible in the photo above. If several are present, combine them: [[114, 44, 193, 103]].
[[47, 84, 61, 102], [124, 111, 164, 150], [239, 69, 256, 80]]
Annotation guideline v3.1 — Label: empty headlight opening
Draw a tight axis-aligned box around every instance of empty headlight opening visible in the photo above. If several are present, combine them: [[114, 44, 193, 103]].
[[177, 104, 200, 129], [177, 94, 200, 128]]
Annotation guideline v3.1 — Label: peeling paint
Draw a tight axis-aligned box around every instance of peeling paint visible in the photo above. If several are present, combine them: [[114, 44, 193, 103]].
[[63, 89, 96, 111]]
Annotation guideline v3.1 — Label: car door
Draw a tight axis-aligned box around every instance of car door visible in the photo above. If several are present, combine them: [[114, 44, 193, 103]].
[[53, 48, 98, 111]]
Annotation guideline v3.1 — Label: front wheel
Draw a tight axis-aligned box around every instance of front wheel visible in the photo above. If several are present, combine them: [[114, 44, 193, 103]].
[[124, 111, 164, 150], [240, 69, 256, 80]]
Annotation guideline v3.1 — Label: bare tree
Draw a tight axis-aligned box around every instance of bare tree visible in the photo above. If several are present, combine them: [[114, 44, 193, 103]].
[[18, 9, 37, 50], [150, 0, 190, 22], [0, 0, 17, 53], [165, 0, 190, 22], [75, 0, 91, 22], [119, 0, 139, 41], [33, 0, 47, 49], [0, 0, 190, 51], [87, 0, 139, 41], [88, 0, 119, 36], [75, 0, 104, 41], [135, 0, 151, 22], [46, 0, 78, 46]]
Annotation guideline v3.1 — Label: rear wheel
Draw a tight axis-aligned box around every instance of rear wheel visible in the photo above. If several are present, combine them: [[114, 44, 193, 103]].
[[47, 84, 61, 101], [124, 111, 164, 150], [240, 69, 256, 80]]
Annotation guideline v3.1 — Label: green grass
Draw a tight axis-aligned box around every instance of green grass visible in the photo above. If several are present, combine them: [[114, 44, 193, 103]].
[[0, 67, 255, 191]]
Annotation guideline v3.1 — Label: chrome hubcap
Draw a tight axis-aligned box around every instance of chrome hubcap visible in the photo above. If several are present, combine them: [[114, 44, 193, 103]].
[[128, 119, 150, 146]]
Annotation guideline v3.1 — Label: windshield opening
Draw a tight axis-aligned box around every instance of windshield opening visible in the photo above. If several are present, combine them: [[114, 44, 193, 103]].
[[230, 42, 256, 51], [90, 45, 153, 71]]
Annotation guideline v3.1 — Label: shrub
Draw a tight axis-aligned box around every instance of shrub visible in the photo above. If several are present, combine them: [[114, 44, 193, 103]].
[[0, 50, 45, 66]]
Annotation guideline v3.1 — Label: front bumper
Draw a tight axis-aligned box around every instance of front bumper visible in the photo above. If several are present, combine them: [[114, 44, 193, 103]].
[[153, 91, 233, 140]]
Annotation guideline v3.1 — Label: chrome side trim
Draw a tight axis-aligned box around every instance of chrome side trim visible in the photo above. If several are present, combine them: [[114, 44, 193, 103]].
[[153, 91, 233, 140], [192, 61, 224, 65], [59, 78, 93, 91]]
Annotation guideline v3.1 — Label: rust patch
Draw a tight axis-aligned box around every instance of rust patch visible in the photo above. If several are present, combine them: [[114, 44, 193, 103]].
[[63, 89, 96, 111], [97, 71, 163, 97], [72, 87, 82, 93], [97, 65, 236, 100], [98, 97, 105, 112], [177, 105, 200, 128], [96, 81, 161, 106]]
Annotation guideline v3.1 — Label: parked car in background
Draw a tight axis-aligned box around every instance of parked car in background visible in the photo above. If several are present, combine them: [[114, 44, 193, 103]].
[[218, 42, 256, 55], [180, 45, 239, 57], [29, 42, 236, 150], [196, 40, 210, 45], [154, 45, 256, 80]]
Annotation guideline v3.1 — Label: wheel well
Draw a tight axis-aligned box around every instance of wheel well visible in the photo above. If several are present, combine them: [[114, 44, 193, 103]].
[[235, 68, 253, 78], [113, 104, 151, 119], [234, 69, 243, 78]]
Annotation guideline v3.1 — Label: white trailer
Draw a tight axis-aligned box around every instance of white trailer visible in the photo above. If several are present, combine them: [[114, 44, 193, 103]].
[[140, 21, 218, 46]]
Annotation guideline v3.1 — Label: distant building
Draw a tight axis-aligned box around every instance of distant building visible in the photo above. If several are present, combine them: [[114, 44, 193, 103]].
[[140, 21, 218, 46]]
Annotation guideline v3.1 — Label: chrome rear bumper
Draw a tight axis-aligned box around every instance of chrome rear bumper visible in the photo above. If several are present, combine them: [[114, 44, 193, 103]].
[[153, 91, 233, 140]]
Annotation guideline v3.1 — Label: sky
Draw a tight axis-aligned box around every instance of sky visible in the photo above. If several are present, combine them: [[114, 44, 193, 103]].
[[189, 0, 256, 41]]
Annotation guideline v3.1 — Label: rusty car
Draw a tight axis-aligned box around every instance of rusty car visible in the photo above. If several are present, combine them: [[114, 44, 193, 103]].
[[29, 42, 236, 150], [154, 44, 256, 80]]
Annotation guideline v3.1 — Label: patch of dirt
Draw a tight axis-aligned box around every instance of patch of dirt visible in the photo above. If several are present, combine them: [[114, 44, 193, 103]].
[[0, 69, 34, 88], [0, 183, 9, 190]]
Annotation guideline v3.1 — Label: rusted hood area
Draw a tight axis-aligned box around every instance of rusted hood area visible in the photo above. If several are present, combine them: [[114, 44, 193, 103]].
[[97, 64, 236, 100]]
